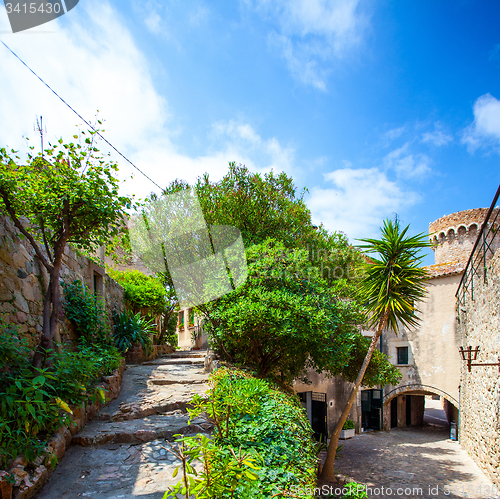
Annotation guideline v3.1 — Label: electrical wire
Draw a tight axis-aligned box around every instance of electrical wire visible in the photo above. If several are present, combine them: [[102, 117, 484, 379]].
[[1, 40, 164, 192]]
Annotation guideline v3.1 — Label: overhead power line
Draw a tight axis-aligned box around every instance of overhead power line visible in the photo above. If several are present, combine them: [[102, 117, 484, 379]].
[[1, 40, 163, 192]]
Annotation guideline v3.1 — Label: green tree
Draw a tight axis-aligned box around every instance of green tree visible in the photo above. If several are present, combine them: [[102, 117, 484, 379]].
[[203, 238, 401, 386], [320, 218, 429, 481], [108, 268, 179, 344], [0, 130, 131, 367]]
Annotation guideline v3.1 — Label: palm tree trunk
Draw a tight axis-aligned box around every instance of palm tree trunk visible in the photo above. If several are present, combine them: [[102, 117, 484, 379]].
[[320, 309, 390, 481]]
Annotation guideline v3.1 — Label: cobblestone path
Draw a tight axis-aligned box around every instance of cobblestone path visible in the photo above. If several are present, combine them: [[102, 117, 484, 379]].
[[36, 351, 210, 499], [327, 424, 498, 499]]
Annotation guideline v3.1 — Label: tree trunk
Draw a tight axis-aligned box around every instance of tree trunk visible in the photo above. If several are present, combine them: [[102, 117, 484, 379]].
[[31, 274, 54, 368], [319, 309, 390, 482], [31, 246, 66, 368]]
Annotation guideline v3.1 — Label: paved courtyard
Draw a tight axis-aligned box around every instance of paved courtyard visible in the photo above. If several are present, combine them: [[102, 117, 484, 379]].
[[329, 404, 498, 499]]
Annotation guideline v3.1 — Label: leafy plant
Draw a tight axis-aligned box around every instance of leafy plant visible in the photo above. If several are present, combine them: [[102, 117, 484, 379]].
[[63, 280, 111, 346], [112, 310, 154, 355], [107, 269, 166, 316], [165, 367, 318, 498], [342, 420, 355, 430], [0, 326, 121, 469], [203, 239, 400, 387], [342, 482, 368, 499]]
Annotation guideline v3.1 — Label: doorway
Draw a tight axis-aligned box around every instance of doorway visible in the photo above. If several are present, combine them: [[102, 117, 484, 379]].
[[361, 389, 382, 431]]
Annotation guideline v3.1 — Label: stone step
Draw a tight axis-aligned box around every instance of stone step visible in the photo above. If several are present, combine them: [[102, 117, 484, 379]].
[[142, 357, 205, 366], [73, 413, 213, 446], [149, 378, 206, 386], [167, 350, 207, 358]]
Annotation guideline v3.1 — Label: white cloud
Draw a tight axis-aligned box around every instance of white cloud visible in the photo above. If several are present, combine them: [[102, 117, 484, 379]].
[[462, 93, 500, 152], [0, 2, 295, 202], [385, 126, 406, 142], [383, 143, 431, 179], [144, 10, 162, 34], [244, 0, 367, 90], [421, 123, 453, 147], [307, 167, 419, 241]]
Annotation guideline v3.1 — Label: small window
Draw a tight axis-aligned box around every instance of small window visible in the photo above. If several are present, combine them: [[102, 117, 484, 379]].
[[178, 311, 184, 328], [188, 308, 195, 327], [397, 346, 409, 365]]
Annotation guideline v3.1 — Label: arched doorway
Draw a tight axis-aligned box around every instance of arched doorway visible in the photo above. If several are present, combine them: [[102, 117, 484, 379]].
[[382, 384, 458, 431]]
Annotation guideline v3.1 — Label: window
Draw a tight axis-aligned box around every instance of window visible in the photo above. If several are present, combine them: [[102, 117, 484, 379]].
[[397, 346, 409, 365], [178, 311, 184, 328], [188, 308, 195, 327]]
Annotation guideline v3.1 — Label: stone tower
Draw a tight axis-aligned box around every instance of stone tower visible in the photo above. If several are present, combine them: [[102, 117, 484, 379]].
[[429, 208, 500, 265]]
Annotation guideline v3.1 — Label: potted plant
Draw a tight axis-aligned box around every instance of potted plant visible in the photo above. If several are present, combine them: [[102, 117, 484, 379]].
[[339, 419, 356, 439]]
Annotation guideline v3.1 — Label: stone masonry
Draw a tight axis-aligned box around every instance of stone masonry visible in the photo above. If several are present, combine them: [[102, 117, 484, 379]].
[[457, 248, 500, 487], [429, 208, 500, 266]]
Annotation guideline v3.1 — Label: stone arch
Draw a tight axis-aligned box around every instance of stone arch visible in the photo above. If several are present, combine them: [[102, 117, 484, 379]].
[[447, 228, 455, 240], [438, 231, 446, 242], [468, 223, 478, 235], [383, 383, 458, 408], [458, 225, 467, 236]]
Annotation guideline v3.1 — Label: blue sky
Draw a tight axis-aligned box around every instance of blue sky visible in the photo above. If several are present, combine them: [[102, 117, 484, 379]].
[[1, 0, 500, 264]]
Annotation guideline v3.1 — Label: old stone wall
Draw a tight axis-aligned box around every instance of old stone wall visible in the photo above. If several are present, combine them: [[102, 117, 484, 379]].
[[458, 248, 500, 487], [0, 215, 124, 348]]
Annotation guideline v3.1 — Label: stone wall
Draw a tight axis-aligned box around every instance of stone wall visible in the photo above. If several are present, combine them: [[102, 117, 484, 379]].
[[0, 216, 124, 348], [457, 248, 500, 487]]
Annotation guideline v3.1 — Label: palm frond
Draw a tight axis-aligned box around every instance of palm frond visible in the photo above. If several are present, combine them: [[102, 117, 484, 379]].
[[357, 218, 430, 333]]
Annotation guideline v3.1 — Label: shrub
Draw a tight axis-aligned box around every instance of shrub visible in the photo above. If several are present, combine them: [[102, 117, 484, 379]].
[[342, 482, 368, 499], [112, 310, 154, 355], [342, 420, 355, 430], [0, 325, 121, 470], [164, 367, 317, 498], [62, 280, 111, 346], [108, 269, 166, 316]]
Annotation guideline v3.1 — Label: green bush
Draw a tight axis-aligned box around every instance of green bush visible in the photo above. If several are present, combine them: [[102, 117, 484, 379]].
[[342, 482, 368, 499], [112, 310, 154, 355], [0, 325, 121, 470], [108, 269, 166, 316], [342, 419, 355, 430], [164, 368, 317, 498], [62, 280, 111, 345]]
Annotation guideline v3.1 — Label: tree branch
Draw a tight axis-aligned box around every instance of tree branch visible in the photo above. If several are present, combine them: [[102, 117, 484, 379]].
[[0, 188, 53, 271]]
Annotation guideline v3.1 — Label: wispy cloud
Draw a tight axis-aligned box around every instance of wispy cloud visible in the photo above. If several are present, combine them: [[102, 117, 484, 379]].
[[243, 0, 368, 90], [462, 93, 500, 152], [383, 143, 431, 179], [421, 122, 453, 147], [385, 126, 406, 142], [307, 167, 419, 241]]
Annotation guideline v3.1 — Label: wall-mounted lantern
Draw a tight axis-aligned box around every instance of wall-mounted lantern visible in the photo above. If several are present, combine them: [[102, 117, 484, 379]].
[[459, 346, 500, 373]]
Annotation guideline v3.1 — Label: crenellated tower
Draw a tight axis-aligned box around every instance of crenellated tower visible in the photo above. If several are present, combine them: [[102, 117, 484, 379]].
[[429, 208, 500, 265]]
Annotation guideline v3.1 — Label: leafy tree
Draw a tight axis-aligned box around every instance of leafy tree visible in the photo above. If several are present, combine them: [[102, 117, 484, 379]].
[[0, 130, 131, 367], [203, 239, 400, 386], [320, 218, 430, 481], [195, 162, 316, 248]]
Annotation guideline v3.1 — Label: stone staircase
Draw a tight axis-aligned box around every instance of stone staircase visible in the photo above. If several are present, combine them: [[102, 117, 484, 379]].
[[35, 350, 211, 499]]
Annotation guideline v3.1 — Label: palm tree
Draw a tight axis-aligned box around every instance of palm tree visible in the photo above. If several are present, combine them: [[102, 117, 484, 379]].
[[320, 218, 430, 481]]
